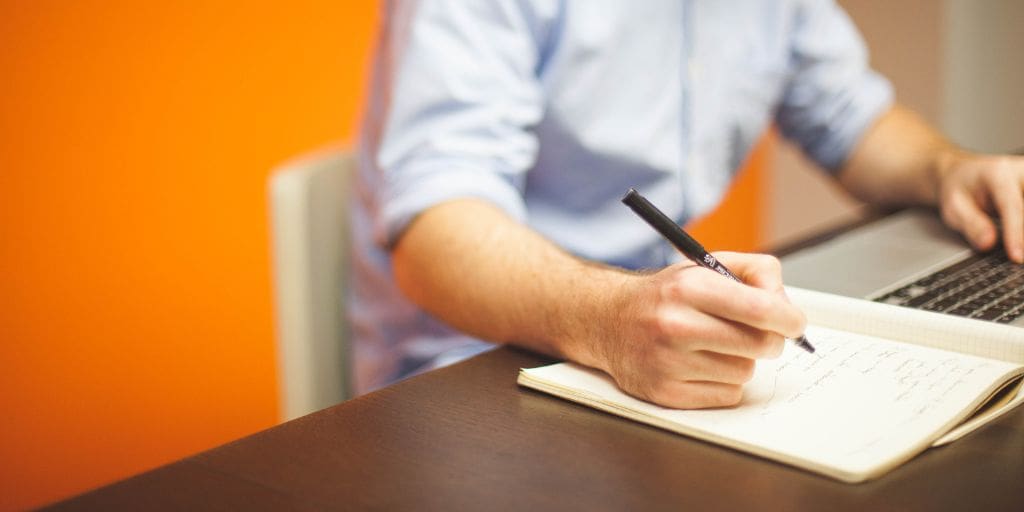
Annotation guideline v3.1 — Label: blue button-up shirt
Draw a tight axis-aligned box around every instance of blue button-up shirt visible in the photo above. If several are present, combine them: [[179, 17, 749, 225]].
[[350, 0, 892, 393]]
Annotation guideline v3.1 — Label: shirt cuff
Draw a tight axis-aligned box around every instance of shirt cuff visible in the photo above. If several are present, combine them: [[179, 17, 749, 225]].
[[376, 160, 528, 248], [813, 73, 894, 174]]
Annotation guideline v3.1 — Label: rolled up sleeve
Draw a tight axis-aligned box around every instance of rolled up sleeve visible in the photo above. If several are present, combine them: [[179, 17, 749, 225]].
[[775, 0, 894, 174], [370, 0, 548, 247]]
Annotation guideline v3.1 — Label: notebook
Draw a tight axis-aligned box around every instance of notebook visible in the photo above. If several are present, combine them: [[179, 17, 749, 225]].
[[517, 287, 1024, 483], [780, 209, 1024, 326]]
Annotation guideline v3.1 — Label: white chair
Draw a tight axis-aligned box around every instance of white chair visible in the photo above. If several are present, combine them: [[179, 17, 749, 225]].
[[268, 147, 353, 421]]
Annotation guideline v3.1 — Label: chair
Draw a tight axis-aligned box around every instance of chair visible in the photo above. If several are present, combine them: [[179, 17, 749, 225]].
[[268, 147, 353, 421]]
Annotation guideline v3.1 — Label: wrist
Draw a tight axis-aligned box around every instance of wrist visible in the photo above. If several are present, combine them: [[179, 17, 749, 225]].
[[553, 263, 638, 373]]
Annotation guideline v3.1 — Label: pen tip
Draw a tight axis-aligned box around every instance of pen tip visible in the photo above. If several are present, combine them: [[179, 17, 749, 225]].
[[794, 335, 816, 354]]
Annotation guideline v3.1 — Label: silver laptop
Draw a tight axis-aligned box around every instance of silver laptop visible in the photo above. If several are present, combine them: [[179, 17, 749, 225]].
[[780, 209, 1024, 327]]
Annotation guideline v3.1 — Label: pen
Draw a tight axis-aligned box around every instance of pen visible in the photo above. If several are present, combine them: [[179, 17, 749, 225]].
[[621, 188, 816, 354]]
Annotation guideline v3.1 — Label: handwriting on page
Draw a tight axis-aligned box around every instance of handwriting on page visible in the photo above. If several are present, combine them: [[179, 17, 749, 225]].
[[676, 325, 1007, 461], [737, 325, 998, 452], [769, 334, 984, 416]]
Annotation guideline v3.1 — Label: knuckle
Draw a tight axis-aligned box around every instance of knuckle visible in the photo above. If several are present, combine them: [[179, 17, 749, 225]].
[[666, 272, 712, 305], [678, 266, 709, 288], [652, 308, 682, 338], [759, 254, 783, 273], [661, 270, 700, 301], [984, 161, 1011, 186], [658, 279, 682, 301]]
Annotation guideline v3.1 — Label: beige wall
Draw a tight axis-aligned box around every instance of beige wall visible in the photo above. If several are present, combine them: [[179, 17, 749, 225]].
[[942, 0, 1024, 154]]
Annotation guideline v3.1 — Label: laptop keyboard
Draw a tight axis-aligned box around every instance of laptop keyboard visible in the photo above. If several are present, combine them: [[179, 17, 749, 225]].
[[874, 252, 1024, 323]]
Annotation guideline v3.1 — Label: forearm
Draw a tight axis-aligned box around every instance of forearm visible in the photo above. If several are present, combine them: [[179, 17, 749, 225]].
[[391, 198, 808, 409], [391, 198, 631, 370], [837, 104, 966, 206]]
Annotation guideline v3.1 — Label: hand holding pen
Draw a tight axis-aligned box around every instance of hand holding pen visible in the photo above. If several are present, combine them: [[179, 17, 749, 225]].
[[584, 189, 809, 409], [622, 188, 815, 354]]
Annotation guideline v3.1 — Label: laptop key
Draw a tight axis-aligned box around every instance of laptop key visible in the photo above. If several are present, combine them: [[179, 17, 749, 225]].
[[876, 251, 1024, 324], [975, 307, 1006, 321], [997, 312, 1021, 323], [949, 305, 976, 317]]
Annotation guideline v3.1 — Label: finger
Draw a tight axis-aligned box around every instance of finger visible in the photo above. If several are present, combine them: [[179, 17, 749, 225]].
[[673, 350, 758, 385], [943, 189, 998, 250], [657, 307, 785, 359], [680, 272, 807, 339], [987, 169, 1024, 262], [692, 321, 786, 360], [642, 379, 744, 409], [712, 251, 785, 294]]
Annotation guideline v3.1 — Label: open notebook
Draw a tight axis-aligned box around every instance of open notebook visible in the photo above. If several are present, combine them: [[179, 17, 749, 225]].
[[517, 287, 1024, 483]]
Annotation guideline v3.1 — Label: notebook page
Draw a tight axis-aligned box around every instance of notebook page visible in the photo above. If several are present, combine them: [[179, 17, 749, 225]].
[[786, 287, 1024, 364], [520, 326, 1023, 482], [932, 375, 1024, 445]]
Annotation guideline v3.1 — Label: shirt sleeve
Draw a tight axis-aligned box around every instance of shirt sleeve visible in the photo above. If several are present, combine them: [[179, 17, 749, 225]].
[[368, 0, 550, 248], [774, 0, 894, 174]]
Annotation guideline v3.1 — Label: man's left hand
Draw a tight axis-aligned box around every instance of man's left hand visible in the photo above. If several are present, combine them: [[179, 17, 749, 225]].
[[935, 152, 1024, 263]]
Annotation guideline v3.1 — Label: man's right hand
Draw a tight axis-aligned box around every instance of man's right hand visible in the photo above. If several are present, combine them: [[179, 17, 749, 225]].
[[392, 200, 806, 410], [590, 252, 807, 409]]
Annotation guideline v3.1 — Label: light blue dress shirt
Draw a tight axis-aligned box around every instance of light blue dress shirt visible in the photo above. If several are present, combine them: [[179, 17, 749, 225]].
[[350, 0, 893, 394]]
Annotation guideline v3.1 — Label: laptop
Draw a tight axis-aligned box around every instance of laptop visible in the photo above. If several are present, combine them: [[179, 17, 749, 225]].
[[780, 209, 1024, 327]]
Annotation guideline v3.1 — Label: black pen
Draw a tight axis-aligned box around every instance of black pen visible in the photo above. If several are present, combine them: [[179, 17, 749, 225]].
[[621, 188, 815, 354]]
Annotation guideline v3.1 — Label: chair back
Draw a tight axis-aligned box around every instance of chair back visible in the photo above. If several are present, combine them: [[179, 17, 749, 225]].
[[268, 148, 353, 421]]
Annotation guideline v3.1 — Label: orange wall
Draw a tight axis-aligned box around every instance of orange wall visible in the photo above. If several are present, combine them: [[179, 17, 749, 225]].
[[688, 133, 772, 252], [0, 2, 765, 510], [0, 2, 378, 510]]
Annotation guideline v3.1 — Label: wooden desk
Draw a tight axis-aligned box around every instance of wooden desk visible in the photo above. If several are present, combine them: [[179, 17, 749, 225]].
[[49, 213, 1024, 511], [49, 344, 1024, 511]]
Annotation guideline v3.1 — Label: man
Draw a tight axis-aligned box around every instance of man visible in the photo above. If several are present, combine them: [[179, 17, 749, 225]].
[[349, 1, 1024, 407]]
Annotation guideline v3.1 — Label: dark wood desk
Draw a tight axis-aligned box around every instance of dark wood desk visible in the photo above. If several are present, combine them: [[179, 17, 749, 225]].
[[49, 345, 1024, 511], [50, 213, 1024, 511]]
